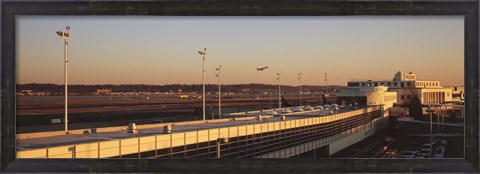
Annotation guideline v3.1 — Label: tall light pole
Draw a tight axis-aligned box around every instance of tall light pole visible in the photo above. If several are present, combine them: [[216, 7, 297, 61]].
[[276, 71, 281, 109], [197, 48, 207, 120], [215, 65, 222, 118], [298, 72, 302, 106], [324, 72, 328, 94], [436, 106, 440, 136], [56, 26, 71, 134], [426, 105, 434, 138]]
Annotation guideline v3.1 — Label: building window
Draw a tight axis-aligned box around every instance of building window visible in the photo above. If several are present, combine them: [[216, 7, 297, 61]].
[[407, 95, 411, 100], [374, 82, 378, 86], [401, 95, 405, 100], [381, 82, 384, 86], [387, 82, 391, 86], [401, 83, 405, 88], [407, 82, 411, 86], [394, 82, 398, 86]]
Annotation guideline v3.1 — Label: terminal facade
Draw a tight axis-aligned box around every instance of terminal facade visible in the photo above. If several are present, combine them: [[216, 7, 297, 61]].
[[346, 71, 453, 105]]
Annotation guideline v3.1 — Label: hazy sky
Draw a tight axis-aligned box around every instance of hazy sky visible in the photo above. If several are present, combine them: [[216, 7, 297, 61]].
[[17, 16, 464, 86]]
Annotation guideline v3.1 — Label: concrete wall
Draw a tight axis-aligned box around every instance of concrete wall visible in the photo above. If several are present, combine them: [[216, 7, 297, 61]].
[[256, 114, 389, 158], [329, 116, 388, 155]]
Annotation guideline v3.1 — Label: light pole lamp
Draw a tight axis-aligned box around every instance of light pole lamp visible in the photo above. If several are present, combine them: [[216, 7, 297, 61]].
[[276, 71, 281, 109], [197, 48, 207, 120], [56, 25, 71, 134], [215, 65, 222, 118]]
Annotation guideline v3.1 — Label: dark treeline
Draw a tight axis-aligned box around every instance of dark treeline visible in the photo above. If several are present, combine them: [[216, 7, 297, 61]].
[[17, 83, 345, 94]]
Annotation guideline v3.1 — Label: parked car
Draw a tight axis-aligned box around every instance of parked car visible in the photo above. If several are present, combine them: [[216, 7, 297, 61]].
[[433, 146, 445, 158], [314, 105, 324, 110], [418, 147, 432, 157], [426, 138, 437, 145], [281, 109, 292, 114], [414, 155, 426, 159], [400, 151, 416, 158], [304, 105, 314, 110], [262, 111, 278, 115], [293, 107, 304, 112], [404, 147, 418, 154], [331, 104, 339, 110], [420, 143, 433, 151]]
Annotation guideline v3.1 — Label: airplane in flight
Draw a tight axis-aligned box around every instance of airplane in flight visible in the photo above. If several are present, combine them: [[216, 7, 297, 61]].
[[256, 66, 269, 71]]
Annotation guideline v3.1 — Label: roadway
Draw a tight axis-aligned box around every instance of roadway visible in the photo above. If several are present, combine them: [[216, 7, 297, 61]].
[[17, 106, 358, 150]]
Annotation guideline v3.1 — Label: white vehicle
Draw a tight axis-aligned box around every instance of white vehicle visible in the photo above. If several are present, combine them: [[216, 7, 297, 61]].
[[323, 104, 331, 109], [262, 111, 278, 115], [281, 109, 292, 114], [433, 146, 445, 158], [426, 138, 437, 145], [293, 107, 304, 112], [314, 105, 324, 110], [331, 104, 339, 111], [418, 144, 433, 157], [400, 151, 416, 158], [420, 144, 433, 151], [404, 147, 418, 154], [418, 149, 432, 157], [50, 118, 62, 124], [178, 95, 188, 98], [304, 106, 314, 110]]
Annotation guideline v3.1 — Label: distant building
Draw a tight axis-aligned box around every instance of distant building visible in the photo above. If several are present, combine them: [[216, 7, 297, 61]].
[[96, 89, 112, 95], [337, 86, 397, 109], [347, 71, 453, 105], [446, 86, 464, 102], [20, 90, 33, 95]]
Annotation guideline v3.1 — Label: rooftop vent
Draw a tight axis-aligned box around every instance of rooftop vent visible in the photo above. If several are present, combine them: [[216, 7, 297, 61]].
[[163, 125, 172, 134], [127, 123, 138, 134]]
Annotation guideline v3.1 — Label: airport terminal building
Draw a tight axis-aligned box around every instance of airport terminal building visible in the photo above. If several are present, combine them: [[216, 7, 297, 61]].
[[346, 71, 453, 105], [336, 86, 397, 109]]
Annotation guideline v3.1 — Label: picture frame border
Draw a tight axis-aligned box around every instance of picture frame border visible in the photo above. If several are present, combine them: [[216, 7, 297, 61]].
[[1, 0, 478, 173]]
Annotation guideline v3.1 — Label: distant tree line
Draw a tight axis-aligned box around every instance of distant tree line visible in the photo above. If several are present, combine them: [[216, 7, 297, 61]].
[[16, 83, 345, 94]]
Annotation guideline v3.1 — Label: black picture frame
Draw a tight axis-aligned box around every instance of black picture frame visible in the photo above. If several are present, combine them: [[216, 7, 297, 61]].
[[1, 0, 478, 173]]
